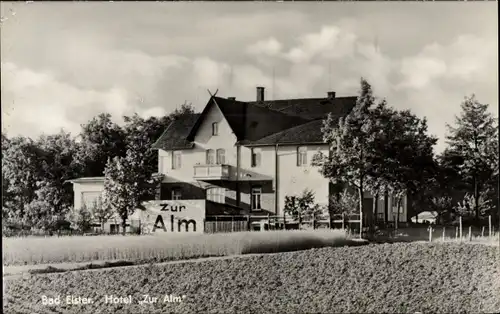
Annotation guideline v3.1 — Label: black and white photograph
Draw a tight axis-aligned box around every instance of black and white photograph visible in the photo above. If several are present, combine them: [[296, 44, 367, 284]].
[[1, 1, 499, 313]]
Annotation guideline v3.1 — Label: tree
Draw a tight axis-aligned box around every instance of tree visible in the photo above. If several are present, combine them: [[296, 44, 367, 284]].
[[284, 189, 322, 227], [454, 190, 494, 223], [312, 78, 378, 235], [35, 131, 83, 219], [375, 109, 437, 227], [122, 102, 195, 178], [329, 190, 359, 216], [443, 95, 499, 223], [89, 195, 114, 230], [66, 203, 93, 233], [76, 113, 127, 177], [103, 149, 163, 235], [1, 135, 45, 223]]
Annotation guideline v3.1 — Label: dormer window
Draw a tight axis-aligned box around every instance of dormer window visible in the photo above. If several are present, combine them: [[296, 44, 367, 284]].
[[212, 122, 218, 136]]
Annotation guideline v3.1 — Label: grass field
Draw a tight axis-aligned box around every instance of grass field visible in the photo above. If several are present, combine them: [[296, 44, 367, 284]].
[[3, 242, 499, 314], [2, 229, 358, 266]]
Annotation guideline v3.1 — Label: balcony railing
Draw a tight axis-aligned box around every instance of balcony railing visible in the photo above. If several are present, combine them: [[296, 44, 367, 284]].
[[193, 164, 230, 180]]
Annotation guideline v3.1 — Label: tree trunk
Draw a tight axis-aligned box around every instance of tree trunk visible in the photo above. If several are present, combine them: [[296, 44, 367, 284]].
[[122, 216, 127, 236], [373, 192, 379, 224], [474, 176, 480, 224], [358, 184, 364, 238], [384, 190, 389, 226]]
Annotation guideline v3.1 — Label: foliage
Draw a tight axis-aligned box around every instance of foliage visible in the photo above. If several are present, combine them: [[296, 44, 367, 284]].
[[89, 196, 115, 228], [328, 190, 359, 216], [123, 102, 195, 177], [1, 135, 45, 220], [313, 78, 437, 232], [443, 95, 499, 221], [66, 203, 93, 232], [76, 113, 128, 177], [312, 78, 378, 225], [103, 149, 164, 233], [283, 189, 322, 220], [454, 190, 494, 218]]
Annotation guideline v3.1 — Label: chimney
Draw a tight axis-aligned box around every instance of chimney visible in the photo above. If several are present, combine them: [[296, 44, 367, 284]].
[[228, 97, 236, 100], [327, 91, 336, 99], [256, 86, 265, 102]]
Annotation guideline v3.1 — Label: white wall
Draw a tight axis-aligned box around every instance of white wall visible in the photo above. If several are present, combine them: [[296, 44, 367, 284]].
[[158, 103, 238, 182], [73, 181, 105, 210]]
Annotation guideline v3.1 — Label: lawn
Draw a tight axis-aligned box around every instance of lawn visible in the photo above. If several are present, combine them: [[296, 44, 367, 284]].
[[3, 243, 499, 314], [2, 229, 356, 266]]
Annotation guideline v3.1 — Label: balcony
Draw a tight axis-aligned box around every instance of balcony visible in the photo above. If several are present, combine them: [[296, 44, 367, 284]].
[[193, 164, 230, 181]]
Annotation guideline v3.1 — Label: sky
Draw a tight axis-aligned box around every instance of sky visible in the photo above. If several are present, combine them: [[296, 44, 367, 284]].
[[1, 2, 498, 153]]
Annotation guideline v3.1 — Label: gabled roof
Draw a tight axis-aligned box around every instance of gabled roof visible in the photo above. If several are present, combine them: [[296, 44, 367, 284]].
[[246, 119, 325, 146], [249, 96, 357, 120], [153, 93, 357, 150], [152, 114, 201, 150], [186, 96, 309, 142]]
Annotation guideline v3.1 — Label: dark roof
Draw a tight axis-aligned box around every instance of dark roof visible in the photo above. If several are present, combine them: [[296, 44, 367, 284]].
[[248, 96, 357, 120], [153, 94, 357, 150], [247, 119, 325, 146], [152, 114, 201, 150], [187, 97, 309, 142]]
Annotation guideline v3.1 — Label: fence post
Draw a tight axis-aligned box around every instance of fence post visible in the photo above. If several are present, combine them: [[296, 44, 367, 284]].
[[488, 215, 492, 237], [215, 216, 218, 233], [459, 216, 463, 241], [267, 214, 271, 231], [231, 216, 235, 233], [428, 226, 433, 242], [481, 226, 485, 237], [342, 213, 345, 230], [455, 227, 458, 240], [468, 226, 472, 242], [442, 227, 445, 242], [203, 218, 206, 233], [313, 212, 316, 230], [247, 215, 251, 231]]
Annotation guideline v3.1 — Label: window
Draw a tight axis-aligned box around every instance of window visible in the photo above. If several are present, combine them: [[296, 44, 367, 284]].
[[172, 151, 182, 169], [216, 149, 225, 165], [207, 187, 225, 204], [251, 187, 262, 210], [212, 122, 219, 136], [81, 192, 101, 209], [206, 149, 215, 165], [297, 146, 307, 166], [251, 148, 261, 167], [171, 188, 182, 200]]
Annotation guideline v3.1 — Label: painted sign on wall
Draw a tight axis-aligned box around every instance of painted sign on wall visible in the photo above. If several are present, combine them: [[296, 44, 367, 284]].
[[130, 200, 205, 234]]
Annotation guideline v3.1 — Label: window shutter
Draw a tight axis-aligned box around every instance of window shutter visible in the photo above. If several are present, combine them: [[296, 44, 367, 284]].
[[256, 152, 261, 167]]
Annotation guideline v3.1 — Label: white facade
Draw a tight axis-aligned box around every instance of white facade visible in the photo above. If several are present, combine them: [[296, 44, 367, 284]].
[[72, 96, 409, 223]]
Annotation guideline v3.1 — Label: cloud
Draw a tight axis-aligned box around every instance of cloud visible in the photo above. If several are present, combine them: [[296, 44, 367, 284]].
[[1, 62, 134, 138], [284, 26, 357, 63], [1, 5, 496, 157], [399, 35, 497, 90], [246, 37, 283, 56], [191, 57, 231, 91]]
